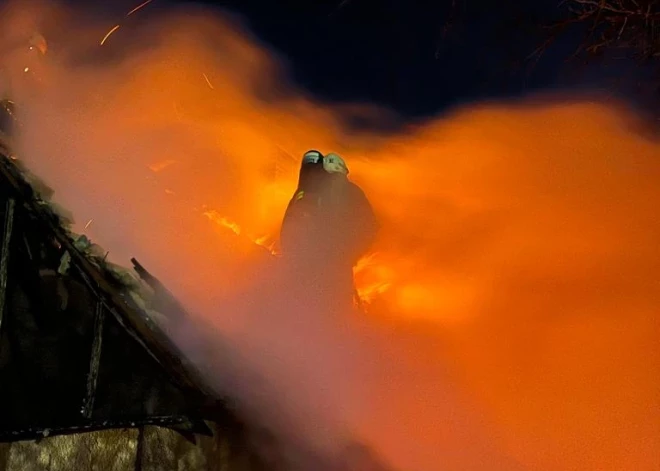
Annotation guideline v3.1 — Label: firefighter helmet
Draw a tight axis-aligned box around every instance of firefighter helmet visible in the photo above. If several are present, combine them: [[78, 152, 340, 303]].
[[323, 152, 348, 175]]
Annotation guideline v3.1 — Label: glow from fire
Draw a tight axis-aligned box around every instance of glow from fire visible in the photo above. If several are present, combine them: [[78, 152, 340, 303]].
[[198, 208, 393, 303]]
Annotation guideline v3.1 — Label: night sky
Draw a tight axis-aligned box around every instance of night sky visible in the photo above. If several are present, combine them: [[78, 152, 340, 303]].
[[64, 0, 656, 121], [197, 0, 576, 117], [196, 0, 654, 119]]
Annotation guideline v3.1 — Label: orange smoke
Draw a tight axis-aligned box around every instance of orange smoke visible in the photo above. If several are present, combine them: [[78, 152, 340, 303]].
[[2, 1, 660, 470]]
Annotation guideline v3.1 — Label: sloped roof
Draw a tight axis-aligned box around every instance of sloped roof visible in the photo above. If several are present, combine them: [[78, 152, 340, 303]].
[[0, 141, 228, 443]]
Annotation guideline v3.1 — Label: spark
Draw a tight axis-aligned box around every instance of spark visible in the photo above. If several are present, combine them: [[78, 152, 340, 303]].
[[99, 1, 152, 49], [23, 67, 29, 73], [84, 219, 93, 229], [202, 73, 214, 90], [100, 25, 121, 46], [126, 0, 154, 16]]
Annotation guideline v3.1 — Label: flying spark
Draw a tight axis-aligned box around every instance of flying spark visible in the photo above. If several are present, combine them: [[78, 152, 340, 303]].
[[84, 219, 93, 229], [202, 73, 214, 90], [100, 25, 121, 45], [126, 0, 154, 17]]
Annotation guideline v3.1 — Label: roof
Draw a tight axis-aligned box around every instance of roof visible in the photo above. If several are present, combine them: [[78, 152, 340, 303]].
[[0, 139, 231, 443]]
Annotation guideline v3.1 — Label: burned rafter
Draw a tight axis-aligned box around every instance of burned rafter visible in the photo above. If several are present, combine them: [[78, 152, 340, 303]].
[[0, 415, 212, 443], [81, 300, 106, 419], [0, 153, 213, 400], [0, 198, 15, 338], [131, 257, 187, 322], [0, 149, 232, 446]]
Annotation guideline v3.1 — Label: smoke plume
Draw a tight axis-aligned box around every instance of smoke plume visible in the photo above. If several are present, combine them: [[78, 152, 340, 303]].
[[1, 1, 659, 470]]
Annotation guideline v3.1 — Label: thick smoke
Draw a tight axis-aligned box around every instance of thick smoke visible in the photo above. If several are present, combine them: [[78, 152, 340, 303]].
[[1, 1, 659, 470]]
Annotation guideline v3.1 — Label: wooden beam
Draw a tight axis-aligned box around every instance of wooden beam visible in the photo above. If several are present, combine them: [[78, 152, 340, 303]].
[[0, 198, 15, 337], [0, 415, 204, 443], [0, 154, 213, 400], [134, 426, 145, 471], [81, 300, 106, 419]]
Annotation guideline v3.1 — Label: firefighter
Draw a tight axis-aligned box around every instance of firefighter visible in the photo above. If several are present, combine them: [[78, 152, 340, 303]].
[[279, 150, 378, 309], [279, 149, 327, 257], [320, 152, 378, 268]]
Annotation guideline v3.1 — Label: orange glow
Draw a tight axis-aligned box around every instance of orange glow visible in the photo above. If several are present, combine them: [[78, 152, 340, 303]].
[[3, 2, 659, 470], [100, 24, 120, 45]]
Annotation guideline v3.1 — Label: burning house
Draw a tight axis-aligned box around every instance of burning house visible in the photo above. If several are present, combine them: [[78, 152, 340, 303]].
[[0, 139, 263, 469]]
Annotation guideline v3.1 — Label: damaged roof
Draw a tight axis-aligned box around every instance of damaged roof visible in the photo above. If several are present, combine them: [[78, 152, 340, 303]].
[[0, 139, 229, 443]]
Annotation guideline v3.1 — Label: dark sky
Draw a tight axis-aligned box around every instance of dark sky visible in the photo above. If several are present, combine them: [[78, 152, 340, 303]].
[[64, 0, 656, 120], [201, 0, 576, 117]]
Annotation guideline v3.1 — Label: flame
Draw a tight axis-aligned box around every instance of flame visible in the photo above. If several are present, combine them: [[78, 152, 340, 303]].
[[193, 201, 471, 311], [203, 209, 278, 255], [353, 252, 394, 304], [204, 209, 242, 235], [198, 208, 398, 304]]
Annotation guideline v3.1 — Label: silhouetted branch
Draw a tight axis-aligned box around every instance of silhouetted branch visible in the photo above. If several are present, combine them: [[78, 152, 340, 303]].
[[560, 0, 660, 58]]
